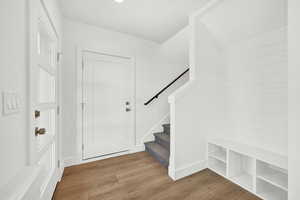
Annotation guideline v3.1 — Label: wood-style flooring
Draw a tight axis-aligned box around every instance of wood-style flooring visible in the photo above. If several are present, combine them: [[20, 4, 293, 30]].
[[53, 152, 261, 200]]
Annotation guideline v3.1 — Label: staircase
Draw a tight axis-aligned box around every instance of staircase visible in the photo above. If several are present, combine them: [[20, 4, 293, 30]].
[[145, 124, 170, 168]]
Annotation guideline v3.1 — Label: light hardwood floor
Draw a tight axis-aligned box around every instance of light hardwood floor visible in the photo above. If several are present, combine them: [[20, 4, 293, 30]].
[[53, 152, 261, 200]]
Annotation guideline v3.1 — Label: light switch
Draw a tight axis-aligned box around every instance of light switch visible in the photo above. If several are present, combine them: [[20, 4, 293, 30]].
[[2, 91, 21, 115]]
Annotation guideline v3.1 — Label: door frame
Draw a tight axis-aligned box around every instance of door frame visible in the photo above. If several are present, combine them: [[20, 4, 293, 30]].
[[27, 0, 63, 197], [76, 47, 137, 164]]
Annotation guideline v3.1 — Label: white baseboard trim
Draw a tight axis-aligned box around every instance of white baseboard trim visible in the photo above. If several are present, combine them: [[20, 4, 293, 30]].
[[63, 156, 80, 168], [58, 167, 64, 182], [63, 145, 145, 168], [169, 160, 207, 181], [130, 144, 145, 153]]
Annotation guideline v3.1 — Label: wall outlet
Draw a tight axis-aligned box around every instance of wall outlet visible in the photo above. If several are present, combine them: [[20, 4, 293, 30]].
[[2, 91, 21, 115]]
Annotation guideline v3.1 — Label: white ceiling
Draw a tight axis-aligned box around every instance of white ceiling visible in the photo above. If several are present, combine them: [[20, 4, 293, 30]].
[[59, 0, 209, 43]]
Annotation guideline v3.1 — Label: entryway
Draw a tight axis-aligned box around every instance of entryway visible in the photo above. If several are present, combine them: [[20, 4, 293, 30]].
[[81, 51, 135, 160]]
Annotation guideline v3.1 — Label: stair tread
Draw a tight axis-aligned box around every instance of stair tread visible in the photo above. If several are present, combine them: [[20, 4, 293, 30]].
[[154, 132, 170, 143], [145, 142, 169, 161]]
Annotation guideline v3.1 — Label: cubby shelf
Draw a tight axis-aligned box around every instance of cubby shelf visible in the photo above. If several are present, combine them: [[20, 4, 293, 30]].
[[257, 160, 288, 191], [208, 157, 226, 177], [208, 139, 288, 200], [209, 150, 226, 163], [230, 173, 253, 192], [257, 178, 288, 200]]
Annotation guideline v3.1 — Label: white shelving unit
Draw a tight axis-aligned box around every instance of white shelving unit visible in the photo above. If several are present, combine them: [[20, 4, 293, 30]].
[[208, 143, 227, 163], [208, 139, 288, 200], [208, 143, 227, 177], [256, 160, 288, 191], [256, 178, 288, 200], [228, 150, 255, 192]]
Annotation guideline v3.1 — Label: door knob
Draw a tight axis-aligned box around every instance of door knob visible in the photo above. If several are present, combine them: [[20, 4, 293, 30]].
[[35, 110, 41, 118], [35, 127, 46, 136]]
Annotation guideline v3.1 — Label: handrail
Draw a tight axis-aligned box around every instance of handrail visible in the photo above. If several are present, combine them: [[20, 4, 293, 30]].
[[144, 68, 190, 106]]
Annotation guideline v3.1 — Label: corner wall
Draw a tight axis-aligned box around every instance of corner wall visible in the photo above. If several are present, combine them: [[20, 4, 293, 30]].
[[169, 21, 228, 180]]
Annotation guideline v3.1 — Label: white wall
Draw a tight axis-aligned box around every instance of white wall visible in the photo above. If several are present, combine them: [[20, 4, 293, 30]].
[[159, 26, 190, 66], [0, 0, 62, 188], [227, 28, 287, 155], [0, 0, 28, 188], [169, 21, 228, 180], [288, 0, 300, 199], [61, 19, 189, 160]]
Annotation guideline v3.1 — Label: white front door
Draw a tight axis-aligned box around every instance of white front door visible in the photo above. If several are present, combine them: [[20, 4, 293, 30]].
[[28, 0, 60, 199], [82, 51, 134, 160]]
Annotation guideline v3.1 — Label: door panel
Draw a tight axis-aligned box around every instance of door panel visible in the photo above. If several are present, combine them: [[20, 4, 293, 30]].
[[28, 0, 60, 199], [83, 52, 134, 160]]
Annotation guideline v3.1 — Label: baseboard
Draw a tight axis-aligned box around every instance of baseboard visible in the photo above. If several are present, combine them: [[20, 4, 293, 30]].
[[63, 145, 145, 168], [63, 156, 80, 168], [130, 144, 145, 153], [58, 167, 64, 182], [169, 160, 208, 181]]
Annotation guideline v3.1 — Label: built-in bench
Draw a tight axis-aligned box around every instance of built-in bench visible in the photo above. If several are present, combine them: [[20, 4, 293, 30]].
[[208, 139, 288, 200]]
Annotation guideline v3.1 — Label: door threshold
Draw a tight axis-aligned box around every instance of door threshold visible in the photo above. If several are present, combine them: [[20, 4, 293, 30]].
[[83, 150, 130, 161]]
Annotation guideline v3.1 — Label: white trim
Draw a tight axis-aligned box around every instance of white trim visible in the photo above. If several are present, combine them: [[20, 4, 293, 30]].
[[169, 160, 208, 181], [0, 166, 42, 200], [27, 1, 62, 199], [77, 46, 137, 162], [63, 145, 145, 167], [130, 144, 146, 153], [63, 156, 80, 168]]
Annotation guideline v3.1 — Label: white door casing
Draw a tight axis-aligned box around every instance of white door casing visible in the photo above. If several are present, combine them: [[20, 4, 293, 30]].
[[28, 0, 61, 199], [82, 51, 135, 160]]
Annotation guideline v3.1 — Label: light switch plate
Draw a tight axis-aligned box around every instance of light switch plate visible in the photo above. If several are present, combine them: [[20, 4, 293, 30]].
[[2, 91, 21, 115]]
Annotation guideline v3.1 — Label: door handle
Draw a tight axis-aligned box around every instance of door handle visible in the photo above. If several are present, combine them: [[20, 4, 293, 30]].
[[35, 127, 46, 136], [35, 110, 41, 118], [126, 108, 131, 112]]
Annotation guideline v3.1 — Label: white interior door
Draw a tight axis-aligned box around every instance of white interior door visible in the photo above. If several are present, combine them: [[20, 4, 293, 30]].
[[28, 0, 60, 199], [82, 51, 134, 160]]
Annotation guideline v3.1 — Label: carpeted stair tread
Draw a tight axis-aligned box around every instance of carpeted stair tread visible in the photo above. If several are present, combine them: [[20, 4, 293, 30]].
[[154, 132, 170, 144], [145, 142, 169, 167]]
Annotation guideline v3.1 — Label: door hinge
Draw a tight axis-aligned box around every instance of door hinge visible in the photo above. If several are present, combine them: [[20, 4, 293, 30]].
[[57, 106, 60, 115], [82, 144, 84, 151], [58, 160, 61, 168], [57, 52, 62, 63], [81, 102, 85, 110], [82, 60, 84, 70]]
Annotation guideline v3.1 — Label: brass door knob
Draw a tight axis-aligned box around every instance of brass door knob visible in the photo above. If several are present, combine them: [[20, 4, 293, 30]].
[[35, 127, 46, 136]]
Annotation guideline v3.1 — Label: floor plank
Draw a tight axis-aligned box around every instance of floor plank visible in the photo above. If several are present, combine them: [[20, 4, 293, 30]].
[[53, 152, 261, 200]]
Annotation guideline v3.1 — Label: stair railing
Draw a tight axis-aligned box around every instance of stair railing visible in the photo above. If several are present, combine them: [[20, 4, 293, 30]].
[[144, 68, 190, 106]]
